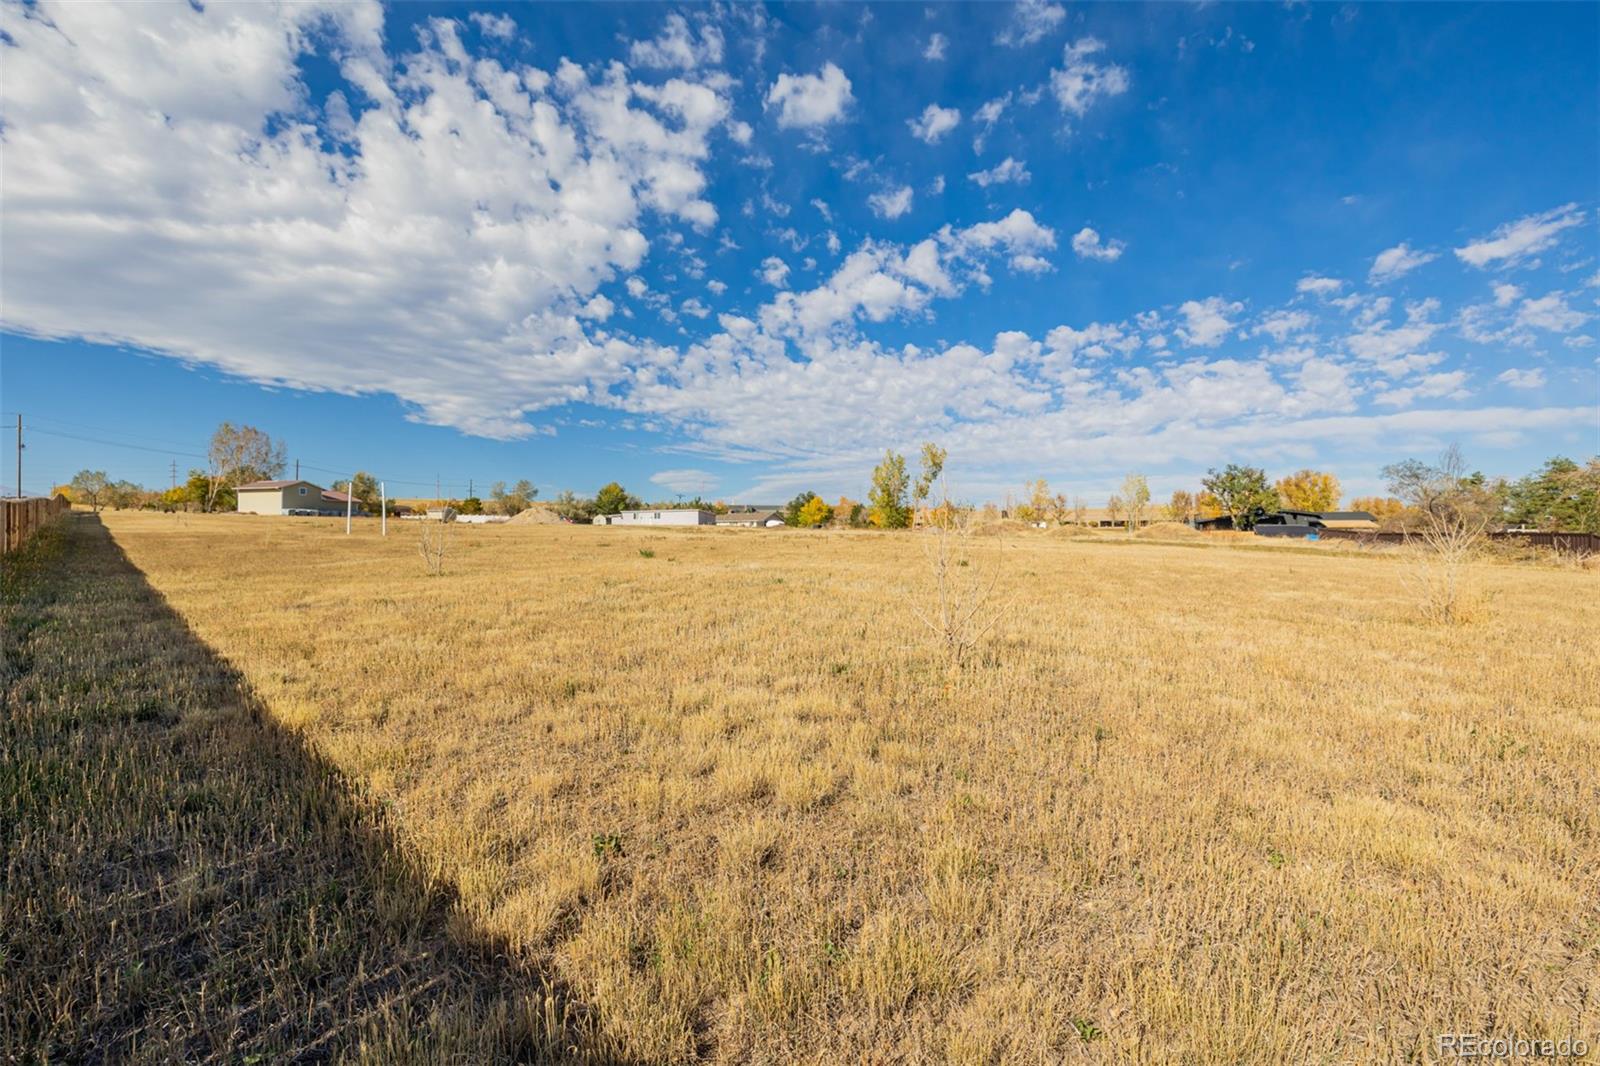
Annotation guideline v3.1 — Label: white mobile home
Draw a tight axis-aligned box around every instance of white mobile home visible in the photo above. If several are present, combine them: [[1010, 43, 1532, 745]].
[[594, 508, 715, 526]]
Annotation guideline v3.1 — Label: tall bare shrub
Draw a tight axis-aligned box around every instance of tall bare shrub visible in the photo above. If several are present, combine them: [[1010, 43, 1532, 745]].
[[1384, 445, 1500, 624], [419, 515, 450, 576], [911, 445, 1007, 670]]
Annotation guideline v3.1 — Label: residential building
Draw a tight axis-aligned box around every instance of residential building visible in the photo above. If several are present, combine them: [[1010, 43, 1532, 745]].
[[235, 479, 361, 516], [716, 509, 784, 527], [593, 508, 715, 526]]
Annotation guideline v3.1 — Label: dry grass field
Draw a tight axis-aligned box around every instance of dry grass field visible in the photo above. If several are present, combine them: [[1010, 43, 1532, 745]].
[[4, 510, 1597, 1063]]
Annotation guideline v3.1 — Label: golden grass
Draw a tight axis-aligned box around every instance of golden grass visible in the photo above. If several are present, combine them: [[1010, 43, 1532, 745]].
[[6, 510, 1598, 1062]]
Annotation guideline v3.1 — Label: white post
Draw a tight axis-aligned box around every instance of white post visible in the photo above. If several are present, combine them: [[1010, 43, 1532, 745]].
[[346, 475, 353, 534], [381, 481, 387, 537]]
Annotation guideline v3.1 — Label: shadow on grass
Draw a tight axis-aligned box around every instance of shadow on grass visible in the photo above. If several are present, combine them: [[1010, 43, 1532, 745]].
[[1, 516, 625, 1064]]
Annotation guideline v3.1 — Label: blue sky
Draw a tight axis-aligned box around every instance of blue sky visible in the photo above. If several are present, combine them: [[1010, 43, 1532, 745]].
[[2, 0, 1596, 505]]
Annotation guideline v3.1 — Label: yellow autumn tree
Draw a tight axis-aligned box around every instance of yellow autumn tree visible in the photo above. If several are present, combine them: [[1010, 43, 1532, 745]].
[[1275, 469, 1341, 512], [796, 495, 834, 528]]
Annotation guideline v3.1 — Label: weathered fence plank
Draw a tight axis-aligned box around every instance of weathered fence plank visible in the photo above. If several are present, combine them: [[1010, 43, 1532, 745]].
[[1, 495, 72, 554]]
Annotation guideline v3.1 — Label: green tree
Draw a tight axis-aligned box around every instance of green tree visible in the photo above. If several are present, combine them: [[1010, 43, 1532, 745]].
[[783, 491, 819, 526], [1201, 464, 1278, 530], [594, 482, 638, 515], [333, 472, 381, 513], [913, 442, 947, 506], [868, 450, 911, 528], [105, 480, 149, 510], [489, 479, 537, 516], [457, 496, 484, 515], [1120, 472, 1151, 531], [1505, 456, 1599, 532], [796, 496, 834, 528], [182, 469, 229, 511], [68, 469, 110, 512], [550, 490, 596, 523]]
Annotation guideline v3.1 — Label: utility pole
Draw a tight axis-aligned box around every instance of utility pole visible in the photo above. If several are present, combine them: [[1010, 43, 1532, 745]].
[[468, 478, 474, 499], [15, 415, 23, 498], [295, 459, 300, 480], [170, 460, 177, 490], [380, 481, 387, 537], [346, 474, 353, 535]]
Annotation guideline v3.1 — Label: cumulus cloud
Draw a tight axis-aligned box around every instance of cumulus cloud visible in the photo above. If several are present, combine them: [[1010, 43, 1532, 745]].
[[1070, 227, 1125, 262], [469, 12, 517, 40], [924, 33, 948, 60], [908, 104, 961, 144], [1297, 275, 1344, 297], [1493, 283, 1522, 307], [1050, 38, 1129, 120], [969, 157, 1031, 187], [1515, 292, 1589, 333], [1369, 242, 1436, 283], [1176, 297, 1243, 347], [760, 257, 791, 288], [868, 185, 915, 219], [628, 14, 724, 69], [1252, 310, 1312, 342], [1455, 204, 1586, 269], [0, 0, 734, 439], [765, 62, 853, 129], [996, 0, 1066, 47], [1496, 367, 1546, 389], [1373, 370, 1471, 408]]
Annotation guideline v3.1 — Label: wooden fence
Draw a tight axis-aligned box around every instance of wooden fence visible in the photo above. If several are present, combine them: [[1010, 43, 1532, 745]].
[[1316, 527, 1600, 556], [1, 495, 72, 555]]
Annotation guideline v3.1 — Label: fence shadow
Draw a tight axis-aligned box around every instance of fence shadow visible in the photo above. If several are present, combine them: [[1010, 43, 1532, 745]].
[[0, 515, 625, 1064]]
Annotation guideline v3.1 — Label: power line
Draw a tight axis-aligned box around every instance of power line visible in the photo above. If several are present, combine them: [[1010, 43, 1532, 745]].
[[11, 412, 481, 494]]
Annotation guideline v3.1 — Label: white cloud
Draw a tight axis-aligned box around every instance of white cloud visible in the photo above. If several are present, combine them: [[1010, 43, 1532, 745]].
[[760, 257, 791, 288], [1176, 297, 1243, 347], [469, 12, 516, 40], [1373, 371, 1471, 408], [972, 93, 1011, 152], [1516, 293, 1589, 333], [1297, 275, 1344, 297], [1070, 226, 1125, 262], [765, 62, 853, 129], [628, 14, 724, 69], [0, 1, 740, 439], [924, 33, 948, 60], [1252, 310, 1313, 342], [908, 104, 961, 144], [1455, 204, 1586, 269], [681, 297, 711, 319], [1369, 242, 1436, 283], [996, 0, 1066, 47], [968, 157, 1031, 188], [868, 185, 915, 219], [1050, 38, 1129, 120], [650, 468, 719, 494], [1493, 283, 1522, 307], [1496, 367, 1546, 389]]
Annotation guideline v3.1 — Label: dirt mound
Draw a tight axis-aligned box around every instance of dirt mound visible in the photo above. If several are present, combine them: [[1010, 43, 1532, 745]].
[[507, 505, 562, 524], [972, 519, 1030, 537], [1135, 521, 1203, 540]]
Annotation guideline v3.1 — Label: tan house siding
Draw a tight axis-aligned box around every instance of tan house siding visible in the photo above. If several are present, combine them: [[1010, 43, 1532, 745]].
[[237, 481, 328, 515]]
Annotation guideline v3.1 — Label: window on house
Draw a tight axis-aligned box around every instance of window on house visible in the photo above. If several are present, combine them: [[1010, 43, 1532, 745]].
[[654, 512, 661, 519], [298, 486, 308, 495]]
